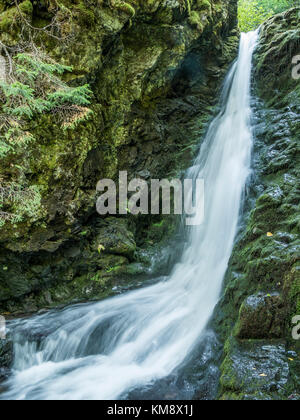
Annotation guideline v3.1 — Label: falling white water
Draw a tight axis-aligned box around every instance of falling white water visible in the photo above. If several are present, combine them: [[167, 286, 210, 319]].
[[1, 32, 258, 400]]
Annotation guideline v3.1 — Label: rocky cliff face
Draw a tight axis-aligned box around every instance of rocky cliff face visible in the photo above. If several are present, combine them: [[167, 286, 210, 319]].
[[0, 1, 299, 402], [215, 7, 300, 400], [0, 0, 238, 313]]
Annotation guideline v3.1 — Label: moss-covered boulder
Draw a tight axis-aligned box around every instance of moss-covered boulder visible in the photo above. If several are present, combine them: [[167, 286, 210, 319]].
[[92, 217, 136, 260], [234, 293, 285, 340], [220, 337, 292, 400]]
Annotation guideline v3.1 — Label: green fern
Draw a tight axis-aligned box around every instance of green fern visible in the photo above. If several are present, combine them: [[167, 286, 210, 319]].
[[0, 47, 93, 226], [48, 84, 93, 106]]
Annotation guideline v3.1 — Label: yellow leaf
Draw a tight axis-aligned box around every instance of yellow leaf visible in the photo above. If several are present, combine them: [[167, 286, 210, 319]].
[[288, 358, 294, 362], [97, 244, 105, 254], [259, 373, 267, 377], [267, 232, 273, 237]]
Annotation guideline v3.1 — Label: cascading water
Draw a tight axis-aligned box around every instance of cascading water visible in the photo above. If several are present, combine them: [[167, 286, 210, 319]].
[[1, 31, 258, 400]]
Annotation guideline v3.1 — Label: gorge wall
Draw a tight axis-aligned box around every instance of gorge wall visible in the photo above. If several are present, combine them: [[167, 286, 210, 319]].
[[215, 7, 300, 400], [0, 0, 239, 313], [0, 0, 299, 402]]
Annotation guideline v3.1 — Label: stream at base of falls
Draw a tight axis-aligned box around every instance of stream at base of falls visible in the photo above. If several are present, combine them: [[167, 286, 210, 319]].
[[0, 31, 259, 401]]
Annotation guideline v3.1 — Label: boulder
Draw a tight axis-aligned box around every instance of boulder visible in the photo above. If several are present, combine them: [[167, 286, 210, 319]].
[[93, 218, 136, 260], [235, 293, 285, 340], [220, 338, 290, 400]]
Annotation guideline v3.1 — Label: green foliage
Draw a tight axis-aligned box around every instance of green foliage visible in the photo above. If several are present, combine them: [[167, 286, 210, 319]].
[[48, 85, 92, 106], [0, 47, 93, 226], [110, 1, 136, 17], [16, 53, 72, 73], [0, 183, 43, 227], [188, 10, 204, 31], [0, 50, 93, 158], [238, 0, 273, 32], [238, 0, 297, 32], [14, 185, 43, 221], [258, 0, 299, 14]]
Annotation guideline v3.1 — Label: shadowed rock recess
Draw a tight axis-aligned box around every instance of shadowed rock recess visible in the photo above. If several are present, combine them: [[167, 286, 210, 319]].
[[214, 7, 300, 400]]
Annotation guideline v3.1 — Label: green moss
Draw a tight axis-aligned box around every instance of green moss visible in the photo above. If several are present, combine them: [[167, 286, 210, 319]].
[[255, 8, 300, 104], [144, 215, 178, 245], [19, 0, 33, 15], [234, 293, 285, 339], [153, 7, 173, 24], [186, 0, 192, 16], [286, 264, 300, 317], [0, 6, 19, 32], [74, 2, 96, 26], [111, 1, 136, 17], [220, 339, 241, 392], [196, 0, 211, 13], [219, 337, 293, 400], [0, 0, 238, 314], [216, 8, 300, 401], [0, 0, 32, 35], [188, 11, 204, 32]]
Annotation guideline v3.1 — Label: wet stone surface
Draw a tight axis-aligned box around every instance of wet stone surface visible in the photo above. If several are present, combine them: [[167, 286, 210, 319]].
[[221, 338, 291, 399]]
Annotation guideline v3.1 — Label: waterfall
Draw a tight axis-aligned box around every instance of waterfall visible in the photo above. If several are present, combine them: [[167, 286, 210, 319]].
[[1, 31, 258, 401]]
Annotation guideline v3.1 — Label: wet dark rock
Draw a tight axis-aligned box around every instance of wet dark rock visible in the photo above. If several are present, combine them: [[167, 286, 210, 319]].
[[220, 338, 290, 400], [215, 8, 300, 400], [0, 367, 10, 383], [93, 218, 136, 260], [0, 338, 13, 369], [64, 247, 81, 259]]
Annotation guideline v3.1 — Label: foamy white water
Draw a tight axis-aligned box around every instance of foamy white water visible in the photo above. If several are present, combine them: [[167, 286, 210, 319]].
[[1, 32, 258, 400]]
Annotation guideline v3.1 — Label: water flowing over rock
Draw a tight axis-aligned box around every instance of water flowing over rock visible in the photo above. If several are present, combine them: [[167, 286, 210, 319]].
[[0, 0, 239, 312], [0, 1, 299, 401], [0, 29, 259, 400], [215, 7, 300, 400]]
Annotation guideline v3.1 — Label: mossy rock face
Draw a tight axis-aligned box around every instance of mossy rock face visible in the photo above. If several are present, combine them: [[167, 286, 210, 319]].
[[0, 0, 238, 312], [215, 7, 300, 400], [0, 1, 33, 42], [220, 338, 291, 400], [0, 338, 13, 374], [92, 217, 136, 260], [234, 293, 285, 340], [254, 7, 300, 107]]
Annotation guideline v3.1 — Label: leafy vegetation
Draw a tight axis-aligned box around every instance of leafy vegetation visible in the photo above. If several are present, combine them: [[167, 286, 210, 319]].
[[0, 45, 93, 226], [238, 0, 298, 32]]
